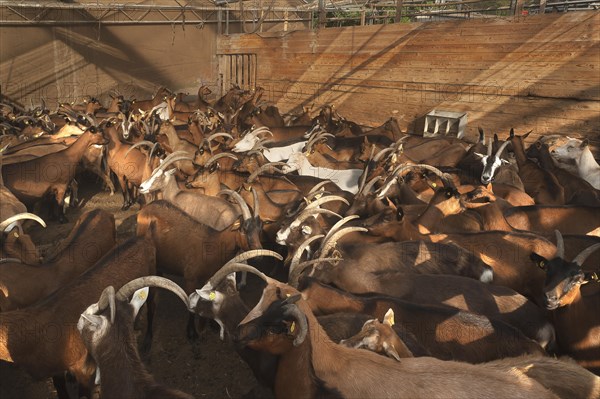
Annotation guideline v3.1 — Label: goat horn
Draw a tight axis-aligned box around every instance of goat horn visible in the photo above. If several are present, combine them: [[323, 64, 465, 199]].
[[115, 276, 190, 308], [227, 249, 283, 265], [305, 195, 349, 210], [554, 230, 565, 259], [207, 132, 234, 142], [247, 162, 287, 183], [319, 226, 367, 259], [307, 180, 333, 197], [373, 147, 394, 163], [289, 234, 324, 279], [293, 208, 342, 227], [251, 187, 260, 218], [208, 262, 271, 288], [487, 138, 493, 157], [157, 151, 194, 171], [363, 176, 382, 194], [572, 243, 600, 267], [0, 213, 47, 232], [219, 189, 252, 221], [494, 140, 511, 159], [125, 141, 154, 158], [290, 258, 341, 287], [148, 143, 160, 166], [96, 286, 116, 324], [357, 164, 370, 194], [281, 304, 308, 346], [322, 215, 360, 246], [0, 258, 22, 264], [205, 153, 238, 168]]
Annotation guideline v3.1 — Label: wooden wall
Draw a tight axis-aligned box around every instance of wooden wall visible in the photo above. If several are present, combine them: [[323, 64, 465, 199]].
[[218, 12, 600, 146], [1, 24, 219, 108]]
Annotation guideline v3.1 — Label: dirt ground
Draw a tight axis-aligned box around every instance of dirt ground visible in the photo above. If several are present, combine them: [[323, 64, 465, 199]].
[[0, 175, 269, 399]]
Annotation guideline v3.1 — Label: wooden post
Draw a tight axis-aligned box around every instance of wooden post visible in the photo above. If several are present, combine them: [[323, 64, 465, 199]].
[[360, 9, 366, 25], [217, 8, 222, 35], [395, 0, 403, 23], [539, 0, 546, 14], [225, 9, 229, 35], [513, 0, 524, 15], [318, 0, 326, 29], [284, 10, 289, 31]]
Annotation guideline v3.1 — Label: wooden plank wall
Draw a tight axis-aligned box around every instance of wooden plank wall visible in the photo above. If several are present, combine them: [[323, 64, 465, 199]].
[[218, 12, 600, 147]]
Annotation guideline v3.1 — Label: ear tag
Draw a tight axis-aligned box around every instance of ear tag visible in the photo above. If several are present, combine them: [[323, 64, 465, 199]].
[[137, 289, 147, 301], [209, 291, 216, 301], [13, 232, 19, 238], [290, 321, 296, 333], [538, 261, 545, 268], [431, 182, 437, 188], [286, 293, 291, 298]]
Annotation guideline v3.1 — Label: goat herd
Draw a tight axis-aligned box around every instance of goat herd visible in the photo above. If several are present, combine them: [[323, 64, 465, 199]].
[[0, 85, 599, 399]]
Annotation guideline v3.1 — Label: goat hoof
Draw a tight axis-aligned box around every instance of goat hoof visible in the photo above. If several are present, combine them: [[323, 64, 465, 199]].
[[121, 203, 131, 211]]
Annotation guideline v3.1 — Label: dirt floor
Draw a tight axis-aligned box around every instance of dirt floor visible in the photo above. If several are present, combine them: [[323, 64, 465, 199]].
[[0, 175, 270, 399]]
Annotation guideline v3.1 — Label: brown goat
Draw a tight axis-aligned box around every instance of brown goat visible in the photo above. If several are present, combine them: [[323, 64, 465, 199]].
[[0, 235, 156, 396], [504, 205, 600, 236], [0, 209, 116, 311], [233, 271, 557, 399], [531, 231, 600, 374]]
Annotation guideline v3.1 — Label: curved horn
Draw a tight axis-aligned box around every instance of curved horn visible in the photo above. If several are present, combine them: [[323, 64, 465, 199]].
[[554, 230, 565, 259], [205, 152, 238, 168], [322, 215, 360, 245], [0, 258, 22, 264], [358, 164, 370, 194], [572, 243, 600, 267], [289, 234, 324, 278], [292, 208, 342, 227], [289, 258, 341, 287], [148, 143, 160, 166], [373, 147, 394, 163], [494, 140, 511, 159], [116, 276, 190, 308], [228, 249, 283, 265], [305, 195, 349, 210], [96, 286, 116, 324], [247, 162, 287, 183], [208, 262, 270, 287], [281, 304, 308, 346], [362, 176, 382, 194], [219, 189, 252, 221], [250, 187, 260, 218], [157, 151, 194, 171], [207, 132, 234, 142], [487, 138, 493, 157], [0, 213, 47, 232], [307, 180, 333, 197], [319, 226, 367, 259], [125, 140, 155, 158]]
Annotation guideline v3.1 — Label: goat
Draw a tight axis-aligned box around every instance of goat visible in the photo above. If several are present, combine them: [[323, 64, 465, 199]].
[[526, 140, 600, 206], [78, 276, 193, 399], [0, 235, 157, 396], [136, 190, 263, 339], [0, 212, 46, 264], [158, 122, 199, 175], [504, 205, 600, 236], [139, 154, 245, 231], [507, 129, 565, 205], [530, 230, 600, 374], [1, 127, 108, 222], [0, 209, 116, 311], [297, 277, 546, 363], [231, 267, 557, 399], [552, 138, 600, 189]]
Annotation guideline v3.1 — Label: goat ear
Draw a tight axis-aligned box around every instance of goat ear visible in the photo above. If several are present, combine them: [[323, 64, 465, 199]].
[[530, 253, 548, 271], [473, 152, 485, 159], [130, 287, 149, 318], [494, 133, 499, 143], [583, 271, 599, 284], [580, 139, 589, 148], [383, 308, 395, 326], [382, 342, 402, 361], [486, 183, 493, 192], [522, 130, 532, 139]]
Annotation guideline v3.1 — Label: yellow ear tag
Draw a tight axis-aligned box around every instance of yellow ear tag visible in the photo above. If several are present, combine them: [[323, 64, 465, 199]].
[[286, 293, 291, 298], [431, 182, 437, 188], [13, 232, 19, 238], [138, 290, 147, 300], [389, 314, 395, 326], [209, 291, 216, 301], [290, 321, 296, 333]]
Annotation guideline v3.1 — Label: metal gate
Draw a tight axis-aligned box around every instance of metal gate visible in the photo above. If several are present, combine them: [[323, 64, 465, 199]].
[[218, 53, 257, 96]]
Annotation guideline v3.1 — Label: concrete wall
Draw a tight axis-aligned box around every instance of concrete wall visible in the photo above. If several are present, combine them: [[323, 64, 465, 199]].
[[218, 12, 600, 146]]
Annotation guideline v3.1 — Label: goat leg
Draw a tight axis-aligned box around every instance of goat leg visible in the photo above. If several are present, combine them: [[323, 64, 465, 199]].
[[54, 187, 69, 224]]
